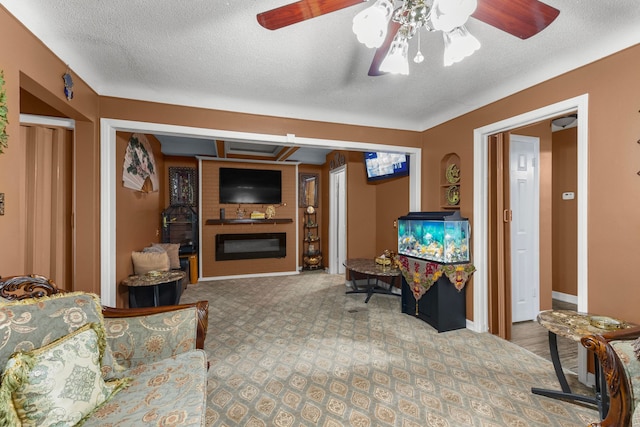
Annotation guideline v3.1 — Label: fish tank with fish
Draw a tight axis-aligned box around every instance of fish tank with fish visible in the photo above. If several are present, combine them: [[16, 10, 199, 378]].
[[397, 211, 470, 264]]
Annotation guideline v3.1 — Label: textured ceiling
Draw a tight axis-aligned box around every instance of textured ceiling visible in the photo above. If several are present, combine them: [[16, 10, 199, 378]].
[[2, 0, 640, 133]]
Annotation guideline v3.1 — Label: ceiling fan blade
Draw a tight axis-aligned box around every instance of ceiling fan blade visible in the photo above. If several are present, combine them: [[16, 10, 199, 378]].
[[257, 0, 364, 30], [472, 0, 560, 40], [367, 21, 401, 76]]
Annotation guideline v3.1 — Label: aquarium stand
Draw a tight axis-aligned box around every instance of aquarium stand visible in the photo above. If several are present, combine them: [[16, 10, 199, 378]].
[[401, 275, 466, 333]]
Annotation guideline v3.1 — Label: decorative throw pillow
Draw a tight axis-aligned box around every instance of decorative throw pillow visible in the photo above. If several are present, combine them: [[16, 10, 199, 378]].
[[0, 323, 129, 426], [131, 250, 170, 275], [0, 292, 124, 378], [147, 243, 181, 269], [0, 292, 127, 382]]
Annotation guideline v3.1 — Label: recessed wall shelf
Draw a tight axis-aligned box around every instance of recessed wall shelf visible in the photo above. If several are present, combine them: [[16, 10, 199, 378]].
[[440, 153, 461, 210], [206, 218, 293, 225]]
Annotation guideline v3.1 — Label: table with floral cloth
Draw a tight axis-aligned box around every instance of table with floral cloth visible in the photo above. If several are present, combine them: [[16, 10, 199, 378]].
[[398, 255, 476, 332], [397, 255, 476, 302]]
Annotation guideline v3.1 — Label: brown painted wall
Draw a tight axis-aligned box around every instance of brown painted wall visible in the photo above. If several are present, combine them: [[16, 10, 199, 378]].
[[0, 7, 100, 293], [115, 132, 165, 306], [345, 151, 377, 259], [336, 150, 410, 260], [552, 128, 578, 297], [421, 45, 640, 323], [2, 4, 640, 323], [200, 161, 297, 277], [99, 97, 421, 151], [373, 174, 410, 255], [419, 124, 475, 317]]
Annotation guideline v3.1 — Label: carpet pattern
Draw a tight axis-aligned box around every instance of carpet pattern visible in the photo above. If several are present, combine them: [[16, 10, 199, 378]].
[[179, 272, 598, 427]]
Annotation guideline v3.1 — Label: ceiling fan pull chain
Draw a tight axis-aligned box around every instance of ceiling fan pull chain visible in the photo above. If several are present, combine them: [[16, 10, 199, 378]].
[[414, 28, 425, 63]]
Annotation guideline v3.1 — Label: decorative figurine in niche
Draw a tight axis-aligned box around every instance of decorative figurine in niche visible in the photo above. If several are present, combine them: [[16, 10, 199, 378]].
[[62, 71, 74, 101]]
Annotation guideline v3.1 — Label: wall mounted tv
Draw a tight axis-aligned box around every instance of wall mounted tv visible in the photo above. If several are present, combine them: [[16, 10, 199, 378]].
[[364, 152, 409, 181], [219, 167, 282, 204]]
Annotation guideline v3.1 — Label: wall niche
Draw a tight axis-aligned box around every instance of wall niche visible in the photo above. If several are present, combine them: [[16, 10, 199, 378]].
[[440, 153, 460, 210]]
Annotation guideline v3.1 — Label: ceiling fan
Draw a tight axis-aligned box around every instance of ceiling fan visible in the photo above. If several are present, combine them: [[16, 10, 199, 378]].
[[257, 0, 559, 76]]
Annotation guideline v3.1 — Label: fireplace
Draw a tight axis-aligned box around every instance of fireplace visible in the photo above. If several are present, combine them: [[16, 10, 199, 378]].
[[215, 233, 286, 261]]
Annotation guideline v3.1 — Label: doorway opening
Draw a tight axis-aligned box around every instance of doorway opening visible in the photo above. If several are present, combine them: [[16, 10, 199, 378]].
[[328, 165, 347, 275], [473, 93, 589, 382], [100, 118, 422, 307], [19, 114, 75, 292]]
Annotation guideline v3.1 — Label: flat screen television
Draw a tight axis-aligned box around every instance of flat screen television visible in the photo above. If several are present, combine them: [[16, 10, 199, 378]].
[[219, 167, 282, 204], [364, 152, 409, 181]]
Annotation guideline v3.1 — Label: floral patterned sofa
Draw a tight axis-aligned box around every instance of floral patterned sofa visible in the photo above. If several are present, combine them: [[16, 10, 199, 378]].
[[0, 275, 209, 426]]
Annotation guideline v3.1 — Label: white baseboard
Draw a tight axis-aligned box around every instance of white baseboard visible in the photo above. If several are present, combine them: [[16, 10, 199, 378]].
[[200, 270, 299, 281], [466, 319, 475, 331], [552, 291, 578, 305]]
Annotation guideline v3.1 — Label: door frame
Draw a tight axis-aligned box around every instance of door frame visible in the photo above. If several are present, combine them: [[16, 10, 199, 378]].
[[328, 165, 347, 275], [100, 118, 422, 307], [472, 94, 589, 333], [19, 114, 76, 289]]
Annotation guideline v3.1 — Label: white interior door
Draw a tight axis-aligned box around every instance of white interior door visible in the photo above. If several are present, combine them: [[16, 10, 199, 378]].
[[329, 166, 346, 275], [510, 134, 540, 323]]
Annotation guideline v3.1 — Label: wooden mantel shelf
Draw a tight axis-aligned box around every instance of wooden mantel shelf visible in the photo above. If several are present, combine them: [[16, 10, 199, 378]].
[[206, 218, 293, 225]]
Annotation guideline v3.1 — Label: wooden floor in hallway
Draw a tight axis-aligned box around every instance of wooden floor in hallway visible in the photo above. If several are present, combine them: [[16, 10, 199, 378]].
[[510, 299, 579, 373]]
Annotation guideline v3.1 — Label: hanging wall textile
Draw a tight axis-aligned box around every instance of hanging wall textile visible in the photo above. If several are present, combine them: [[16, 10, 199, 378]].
[[122, 133, 159, 192], [397, 255, 476, 301]]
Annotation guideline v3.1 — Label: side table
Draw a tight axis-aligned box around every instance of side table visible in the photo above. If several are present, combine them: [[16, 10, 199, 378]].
[[343, 258, 401, 303], [121, 271, 186, 308], [533, 309, 634, 419]]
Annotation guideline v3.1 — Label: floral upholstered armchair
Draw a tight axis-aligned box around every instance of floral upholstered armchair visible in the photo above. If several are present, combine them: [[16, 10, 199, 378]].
[[0, 274, 209, 426], [582, 326, 640, 427]]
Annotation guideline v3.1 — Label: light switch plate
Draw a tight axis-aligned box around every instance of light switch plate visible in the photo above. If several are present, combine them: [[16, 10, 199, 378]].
[[562, 192, 575, 200]]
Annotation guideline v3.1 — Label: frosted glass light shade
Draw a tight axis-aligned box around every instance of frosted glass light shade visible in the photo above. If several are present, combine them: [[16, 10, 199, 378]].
[[380, 34, 410, 75], [352, 0, 394, 48], [438, 0, 478, 17], [430, 0, 477, 32], [443, 25, 481, 66]]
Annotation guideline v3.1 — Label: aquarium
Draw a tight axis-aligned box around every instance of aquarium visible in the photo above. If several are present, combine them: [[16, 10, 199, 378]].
[[397, 211, 470, 264]]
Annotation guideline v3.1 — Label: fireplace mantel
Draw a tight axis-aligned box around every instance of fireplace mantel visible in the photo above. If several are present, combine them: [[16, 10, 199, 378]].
[[206, 218, 293, 225]]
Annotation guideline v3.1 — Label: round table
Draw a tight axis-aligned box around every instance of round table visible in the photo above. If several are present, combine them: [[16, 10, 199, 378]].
[[533, 309, 634, 419], [343, 258, 401, 303], [121, 271, 186, 308]]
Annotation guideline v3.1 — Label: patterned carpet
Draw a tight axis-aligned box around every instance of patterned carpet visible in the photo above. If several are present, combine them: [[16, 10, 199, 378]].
[[179, 272, 599, 427]]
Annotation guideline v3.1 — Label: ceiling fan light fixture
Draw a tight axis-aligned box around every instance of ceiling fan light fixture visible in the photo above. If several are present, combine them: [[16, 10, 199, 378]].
[[352, 0, 394, 48], [443, 25, 480, 66], [430, 0, 477, 32], [379, 33, 410, 75], [437, 0, 478, 17]]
